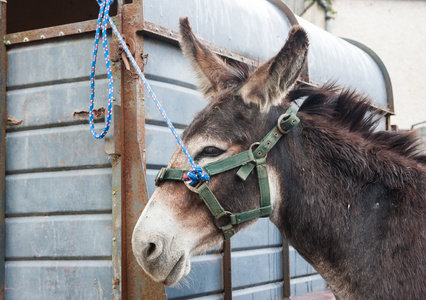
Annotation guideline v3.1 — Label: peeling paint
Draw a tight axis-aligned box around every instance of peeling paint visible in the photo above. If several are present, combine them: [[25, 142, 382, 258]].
[[73, 107, 105, 119], [7, 116, 23, 126]]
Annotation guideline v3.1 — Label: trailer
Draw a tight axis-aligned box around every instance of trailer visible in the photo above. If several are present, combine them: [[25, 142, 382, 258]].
[[0, 0, 393, 299]]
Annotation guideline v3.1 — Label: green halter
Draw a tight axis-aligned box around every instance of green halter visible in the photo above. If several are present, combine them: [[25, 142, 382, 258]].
[[155, 107, 300, 240]]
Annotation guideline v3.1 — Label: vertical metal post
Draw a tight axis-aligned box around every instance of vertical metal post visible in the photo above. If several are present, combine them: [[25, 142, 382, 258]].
[[119, 0, 166, 299], [107, 3, 124, 299], [282, 240, 291, 299], [222, 240, 232, 299], [0, 2, 7, 299], [111, 153, 123, 299]]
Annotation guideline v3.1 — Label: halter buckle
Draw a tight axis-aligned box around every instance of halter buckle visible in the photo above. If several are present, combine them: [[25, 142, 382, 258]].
[[155, 167, 166, 186]]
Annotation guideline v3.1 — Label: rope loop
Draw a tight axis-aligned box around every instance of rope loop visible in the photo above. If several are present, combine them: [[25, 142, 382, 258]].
[[89, 0, 115, 139]]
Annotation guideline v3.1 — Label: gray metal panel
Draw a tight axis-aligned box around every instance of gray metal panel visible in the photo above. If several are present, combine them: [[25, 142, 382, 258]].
[[5, 31, 115, 300], [231, 247, 283, 289], [6, 124, 110, 172], [145, 125, 182, 166], [6, 80, 109, 129], [290, 246, 317, 278], [231, 218, 282, 250], [144, 37, 197, 87], [146, 169, 160, 196], [165, 254, 223, 299], [6, 35, 107, 88], [232, 282, 283, 300], [6, 169, 112, 214], [178, 278, 328, 299], [145, 80, 204, 126], [6, 214, 112, 259], [186, 295, 223, 300], [5, 260, 112, 300], [143, 0, 293, 61], [166, 248, 284, 298], [297, 17, 388, 111], [291, 274, 328, 297]]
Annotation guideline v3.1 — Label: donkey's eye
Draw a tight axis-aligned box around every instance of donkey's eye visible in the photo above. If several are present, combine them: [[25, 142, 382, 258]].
[[195, 146, 225, 161]]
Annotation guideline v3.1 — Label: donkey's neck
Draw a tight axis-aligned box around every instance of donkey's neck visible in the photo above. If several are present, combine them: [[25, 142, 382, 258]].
[[269, 118, 425, 299]]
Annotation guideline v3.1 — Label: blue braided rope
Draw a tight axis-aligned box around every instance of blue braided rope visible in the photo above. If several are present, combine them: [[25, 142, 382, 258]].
[[89, 0, 114, 139], [91, 0, 209, 186]]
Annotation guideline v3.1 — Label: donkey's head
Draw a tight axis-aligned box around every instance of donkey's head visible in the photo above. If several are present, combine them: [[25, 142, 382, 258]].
[[132, 18, 308, 286]]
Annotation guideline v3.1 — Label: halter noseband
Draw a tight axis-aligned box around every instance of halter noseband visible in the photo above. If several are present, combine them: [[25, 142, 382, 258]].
[[154, 107, 300, 240]]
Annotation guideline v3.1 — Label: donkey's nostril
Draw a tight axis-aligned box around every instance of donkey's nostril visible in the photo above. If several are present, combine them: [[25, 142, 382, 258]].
[[142, 238, 164, 262], [147, 242, 156, 258]]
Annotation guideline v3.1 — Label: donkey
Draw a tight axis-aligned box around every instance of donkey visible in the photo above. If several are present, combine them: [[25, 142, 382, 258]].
[[132, 18, 426, 299]]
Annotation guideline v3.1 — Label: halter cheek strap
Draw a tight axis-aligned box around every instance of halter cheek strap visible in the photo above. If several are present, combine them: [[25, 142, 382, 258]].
[[155, 107, 300, 240]]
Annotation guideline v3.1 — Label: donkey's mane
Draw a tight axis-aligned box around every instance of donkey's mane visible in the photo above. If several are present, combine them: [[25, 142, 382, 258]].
[[223, 60, 425, 165], [286, 84, 426, 165]]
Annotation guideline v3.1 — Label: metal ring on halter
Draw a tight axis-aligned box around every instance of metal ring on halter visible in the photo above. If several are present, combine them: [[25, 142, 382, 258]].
[[185, 178, 204, 191], [250, 142, 267, 159], [214, 211, 233, 229], [277, 113, 291, 134], [249, 142, 260, 151]]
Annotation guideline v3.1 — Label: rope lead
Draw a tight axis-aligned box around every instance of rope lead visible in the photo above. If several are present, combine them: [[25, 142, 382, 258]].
[[90, 0, 209, 186]]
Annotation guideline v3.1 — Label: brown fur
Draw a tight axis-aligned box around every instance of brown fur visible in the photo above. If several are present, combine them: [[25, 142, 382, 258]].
[[163, 18, 426, 299], [239, 25, 309, 111], [179, 18, 241, 98]]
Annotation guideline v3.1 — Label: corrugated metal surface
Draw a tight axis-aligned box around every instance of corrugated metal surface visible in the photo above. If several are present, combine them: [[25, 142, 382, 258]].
[[143, 0, 392, 115], [5, 35, 113, 299], [143, 0, 293, 62]]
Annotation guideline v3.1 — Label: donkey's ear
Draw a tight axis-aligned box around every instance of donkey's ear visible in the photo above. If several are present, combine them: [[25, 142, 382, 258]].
[[179, 17, 234, 98], [239, 25, 309, 111]]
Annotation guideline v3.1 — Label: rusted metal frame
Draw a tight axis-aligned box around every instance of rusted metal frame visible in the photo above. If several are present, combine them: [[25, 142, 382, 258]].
[[3, 16, 118, 46], [0, 1, 6, 298], [222, 240, 232, 300], [111, 153, 123, 299], [119, 0, 167, 299], [107, 2, 124, 298], [282, 240, 291, 299]]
